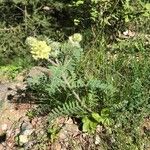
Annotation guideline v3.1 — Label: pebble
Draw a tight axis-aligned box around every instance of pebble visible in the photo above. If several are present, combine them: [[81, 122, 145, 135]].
[[19, 135, 28, 144], [95, 134, 101, 145], [23, 129, 34, 136], [1, 124, 7, 131]]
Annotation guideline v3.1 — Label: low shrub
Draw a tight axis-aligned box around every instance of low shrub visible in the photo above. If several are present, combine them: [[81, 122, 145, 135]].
[[26, 32, 149, 149], [0, 0, 149, 149]]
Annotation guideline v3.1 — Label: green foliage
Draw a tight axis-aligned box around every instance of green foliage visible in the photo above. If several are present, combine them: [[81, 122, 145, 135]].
[[68, 0, 150, 37], [0, 26, 27, 65], [0, 0, 62, 64], [86, 41, 149, 149], [48, 100, 87, 122], [82, 116, 97, 133], [0, 57, 33, 80], [27, 25, 149, 148], [0, 0, 149, 149], [82, 109, 111, 133], [0, 65, 21, 79], [47, 124, 61, 142], [0, 0, 149, 64], [26, 110, 37, 120], [27, 36, 115, 124]]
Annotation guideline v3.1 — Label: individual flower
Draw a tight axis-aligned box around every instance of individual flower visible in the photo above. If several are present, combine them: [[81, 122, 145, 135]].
[[72, 33, 82, 42], [68, 33, 82, 47], [26, 37, 51, 60]]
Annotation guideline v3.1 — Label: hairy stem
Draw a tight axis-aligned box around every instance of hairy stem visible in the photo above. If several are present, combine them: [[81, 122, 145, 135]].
[[48, 58, 91, 112], [48, 58, 58, 66]]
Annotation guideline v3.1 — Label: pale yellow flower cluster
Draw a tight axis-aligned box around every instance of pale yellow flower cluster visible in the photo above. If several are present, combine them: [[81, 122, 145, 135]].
[[68, 33, 82, 47], [26, 37, 51, 60], [70, 33, 82, 42]]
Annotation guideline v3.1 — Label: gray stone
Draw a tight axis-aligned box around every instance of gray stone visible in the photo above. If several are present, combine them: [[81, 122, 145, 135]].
[[0, 83, 15, 101], [27, 66, 51, 79]]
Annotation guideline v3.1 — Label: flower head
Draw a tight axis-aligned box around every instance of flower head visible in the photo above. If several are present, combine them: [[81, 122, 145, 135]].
[[72, 33, 82, 42], [26, 37, 51, 60], [69, 33, 82, 42], [68, 33, 82, 47]]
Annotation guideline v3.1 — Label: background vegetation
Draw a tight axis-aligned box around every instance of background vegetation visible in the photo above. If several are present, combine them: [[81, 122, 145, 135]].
[[0, 0, 149, 149]]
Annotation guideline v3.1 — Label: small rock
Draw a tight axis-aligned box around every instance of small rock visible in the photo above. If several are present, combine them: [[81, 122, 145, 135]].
[[23, 129, 34, 136], [0, 144, 4, 150], [15, 71, 26, 82], [39, 130, 45, 135], [58, 123, 79, 142], [6, 130, 13, 137], [43, 6, 50, 11], [96, 125, 103, 133], [95, 134, 101, 145], [55, 117, 66, 126], [31, 118, 38, 127], [1, 124, 7, 131], [24, 140, 37, 150], [27, 66, 51, 79], [51, 141, 62, 150], [21, 122, 32, 132], [65, 117, 73, 124], [123, 30, 135, 37], [15, 128, 20, 135], [19, 135, 28, 144], [82, 133, 88, 138], [7, 142, 13, 148]]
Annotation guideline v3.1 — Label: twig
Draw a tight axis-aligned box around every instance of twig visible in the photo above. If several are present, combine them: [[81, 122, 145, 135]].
[[48, 58, 58, 66]]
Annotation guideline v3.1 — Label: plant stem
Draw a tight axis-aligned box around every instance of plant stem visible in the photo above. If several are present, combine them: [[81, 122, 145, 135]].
[[48, 58, 58, 66], [62, 73, 91, 112], [48, 58, 91, 112]]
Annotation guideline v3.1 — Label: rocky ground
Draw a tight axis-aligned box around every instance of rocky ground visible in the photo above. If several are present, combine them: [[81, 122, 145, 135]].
[[0, 67, 103, 150], [0, 67, 149, 150]]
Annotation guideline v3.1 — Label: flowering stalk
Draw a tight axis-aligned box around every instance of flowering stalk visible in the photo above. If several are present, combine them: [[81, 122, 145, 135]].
[[26, 34, 91, 112], [26, 37, 52, 60]]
